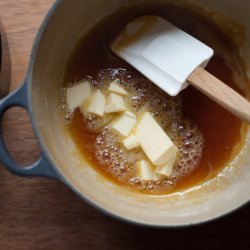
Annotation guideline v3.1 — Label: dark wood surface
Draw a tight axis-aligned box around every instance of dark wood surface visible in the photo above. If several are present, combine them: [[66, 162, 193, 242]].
[[0, 1, 249, 249]]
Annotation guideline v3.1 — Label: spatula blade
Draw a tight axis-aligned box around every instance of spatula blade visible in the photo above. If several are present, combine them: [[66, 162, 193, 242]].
[[111, 15, 214, 96]]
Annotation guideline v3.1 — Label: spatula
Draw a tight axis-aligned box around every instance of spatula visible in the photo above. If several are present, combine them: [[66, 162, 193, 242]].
[[110, 15, 250, 124]]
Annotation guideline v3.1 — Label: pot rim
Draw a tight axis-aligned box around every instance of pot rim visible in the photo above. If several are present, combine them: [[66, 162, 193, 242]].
[[25, 0, 250, 228]]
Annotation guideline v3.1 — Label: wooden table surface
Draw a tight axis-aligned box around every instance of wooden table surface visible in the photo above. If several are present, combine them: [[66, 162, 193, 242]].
[[0, 1, 249, 249]]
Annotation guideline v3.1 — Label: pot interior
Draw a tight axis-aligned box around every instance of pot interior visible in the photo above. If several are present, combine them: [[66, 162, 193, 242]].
[[31, 0, 250, 226]]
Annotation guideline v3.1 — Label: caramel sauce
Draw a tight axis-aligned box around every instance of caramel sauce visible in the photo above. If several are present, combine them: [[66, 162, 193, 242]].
[[64, 3, 248, 194]]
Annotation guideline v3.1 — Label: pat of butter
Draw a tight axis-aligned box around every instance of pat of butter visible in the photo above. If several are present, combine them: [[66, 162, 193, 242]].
[[135, 160, 162, 181], [124, 111, 136, 118], [105, 92, 127, 113], [108, 81, 128, 96], [66, 81, 91, 110], [155, 155, 177, 177], [87, 90, 105, 116], [135, 160, 156, 180], [135, 112, 178, 165], [111, 111, 136, 137], [123, 135, 139, 150]]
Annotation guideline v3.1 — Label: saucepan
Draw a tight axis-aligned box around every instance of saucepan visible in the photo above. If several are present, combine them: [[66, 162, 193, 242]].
[[0, 0, 249, 227]]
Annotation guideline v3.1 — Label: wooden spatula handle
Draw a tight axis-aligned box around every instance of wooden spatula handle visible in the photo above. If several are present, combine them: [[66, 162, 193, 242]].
[[188, 67, 250, 124]]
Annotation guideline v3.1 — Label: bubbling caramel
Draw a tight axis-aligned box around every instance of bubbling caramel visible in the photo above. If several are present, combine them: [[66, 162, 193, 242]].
[[62, 3, 247, 195], [65, 69, 204, 193]]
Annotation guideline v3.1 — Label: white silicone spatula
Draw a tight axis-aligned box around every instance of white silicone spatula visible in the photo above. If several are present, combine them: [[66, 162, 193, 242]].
[[111, 15, 250, 124]]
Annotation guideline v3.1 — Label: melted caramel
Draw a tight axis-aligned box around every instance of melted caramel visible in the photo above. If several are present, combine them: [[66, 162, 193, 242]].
[[64, 3, 248, 194]]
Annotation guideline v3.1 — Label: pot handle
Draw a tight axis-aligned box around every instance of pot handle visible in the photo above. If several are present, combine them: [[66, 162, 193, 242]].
[[0, 81, 58, 178]]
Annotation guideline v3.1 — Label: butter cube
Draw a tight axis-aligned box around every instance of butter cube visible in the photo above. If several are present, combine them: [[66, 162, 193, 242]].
[[124, 111, 136, 118], [135, 160, 156, 180], [123, 135, 139, 150], [105, 93, 127, 113], [155, 155, 177, 177], [66, 81, 91, 110], [111, 111, 136, 137], [87, 90, 105, 116], [108, 81, 128, 96], [135, 112, 178, 165]]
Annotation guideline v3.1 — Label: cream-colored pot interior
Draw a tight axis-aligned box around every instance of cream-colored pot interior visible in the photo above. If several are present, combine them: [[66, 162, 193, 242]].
[[32, 0, 250, 226]]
